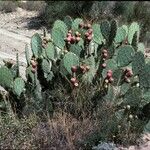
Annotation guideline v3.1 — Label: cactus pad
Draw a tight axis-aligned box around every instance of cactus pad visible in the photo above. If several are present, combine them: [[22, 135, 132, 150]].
[[115, 26, 127, 43], [92, 24, 104, 45], [52, 28, 65, 49], [13, 77, 25, 96], [132, 51, 145, 75], [116, 45, 135, 67], [45, 42, 55, 60], [31, 33, 42, 58], [60, 52, 79, 75], [53, 20, 68, 35], [100, 20, 110, 40], [128, 22, 139, 44], [139, 63, 150, 88], [42, 59, 52, 74], [0, 66, 13, 88]]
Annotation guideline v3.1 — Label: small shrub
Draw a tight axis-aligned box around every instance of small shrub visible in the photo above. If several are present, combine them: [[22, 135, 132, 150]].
[[18, 1, 46, 13], [0, 1, 17, 13]]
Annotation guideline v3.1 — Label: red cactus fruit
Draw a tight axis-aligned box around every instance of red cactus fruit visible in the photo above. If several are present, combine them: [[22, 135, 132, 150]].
[[125, 68, 131, 73], [80, 65, 86, 73], [107, 70, 113, 74], [66, 36, 72, 42], [87, 36, 92, 41], [70, 77, 77, 83], [85, 32, 89, 37], [109, 77, 114, 83], [79, 22, 84, 28], [102, 63, 106, 68], [31, 68, 36, 73], [67, 33, 72, 37], [103, 53, 108, 58], [88, 28, 93, 34], [76, 37, 81, 42], [102, 49, 107, 53], [86, 66, 90, 71], [107, 72, 112, 78], [71, 66, 78, 72], [126, 71, 133, 77], [32, 62, 37, 68], [87, 23, 92, 29]]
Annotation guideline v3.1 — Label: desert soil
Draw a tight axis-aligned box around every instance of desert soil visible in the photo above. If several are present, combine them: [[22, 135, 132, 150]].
[[0, 7, 149, 150]]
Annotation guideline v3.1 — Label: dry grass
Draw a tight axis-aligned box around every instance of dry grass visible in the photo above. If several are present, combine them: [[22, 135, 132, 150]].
[[0, 112, 101, 149]]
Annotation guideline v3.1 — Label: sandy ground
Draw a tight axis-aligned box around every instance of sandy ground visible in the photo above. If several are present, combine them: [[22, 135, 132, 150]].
[[0, 7, 150, 150]]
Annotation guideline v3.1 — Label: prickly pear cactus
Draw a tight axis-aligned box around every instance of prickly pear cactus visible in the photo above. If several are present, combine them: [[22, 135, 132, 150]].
[[0, 66, 13, 89], [23, 17, 150, 132]]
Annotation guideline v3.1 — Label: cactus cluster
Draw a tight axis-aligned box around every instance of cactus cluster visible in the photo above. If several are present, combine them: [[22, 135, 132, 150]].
[[0, 53, 25, 115], [0, 17, 150, 133]]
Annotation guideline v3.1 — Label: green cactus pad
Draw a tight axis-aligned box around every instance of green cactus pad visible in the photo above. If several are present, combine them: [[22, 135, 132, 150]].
[[53, 20, 68, 35], [26, 66, 35, 84], [42, 59, 52, 74], [82, 56, 96, 83], [116, 45, 135, 67], [128, 22, 139, 44], [60, 52, 79, 75], [108, 19, 117, 45], [137, 43, 145, 53], [72, 18, 83, 30], [100, 20, 110, 40], [45, 42, 55, 60], [13, 77, 25, 97], [69, 44, 82, 57], [64, 16, 73, 29], [52, 28, 65, 49], [78, 38, 84, 49], [92, 24, 104, 45], [122, 25, 128, 36], [25, 44, 31, 66], [107, 44, 115, 58], [124, 87, 142, 107], [31, 33, 42, 58], [139, 63, 150, 88], [112, 69, 124, 86], [132, 51, 145, 75], [115, 27, 127, 43], [0, 66, 13, 88], [120, 83, 130, 95], [131, 31, 138, 51]]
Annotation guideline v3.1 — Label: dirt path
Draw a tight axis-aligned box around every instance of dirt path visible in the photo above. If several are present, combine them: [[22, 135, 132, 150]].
[[0, 7, 43, 57], [0, 8, 44, 79]]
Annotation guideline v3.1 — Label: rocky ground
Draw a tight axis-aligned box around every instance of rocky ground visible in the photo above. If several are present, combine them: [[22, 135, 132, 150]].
[[0, 7, 150, 150]]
